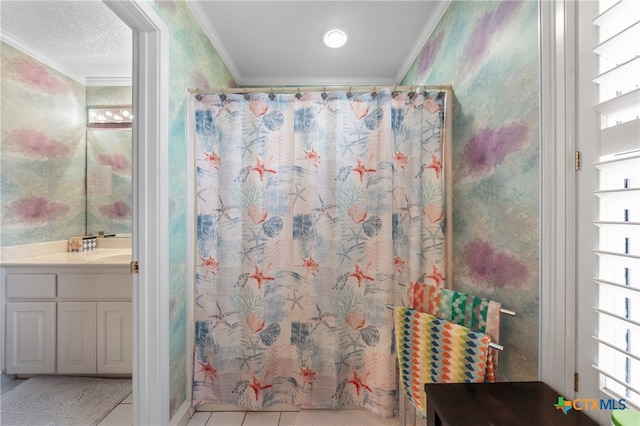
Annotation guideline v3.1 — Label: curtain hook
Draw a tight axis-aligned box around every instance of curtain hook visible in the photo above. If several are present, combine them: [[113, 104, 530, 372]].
[[347, 87, 353, 99], [392, 85, 398, 98], [321, 86, 327, 100], [268, 88, 275, 100], [371, 86, 377, 98], [295, 87, 302, 100]]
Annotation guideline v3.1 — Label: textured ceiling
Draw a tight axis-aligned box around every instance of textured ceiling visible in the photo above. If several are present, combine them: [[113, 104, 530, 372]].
[[0, 0, 132, 84], [0, 1, 448, 87]]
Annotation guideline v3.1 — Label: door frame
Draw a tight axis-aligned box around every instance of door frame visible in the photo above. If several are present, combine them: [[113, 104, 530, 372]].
[[539, 2, 609, 423], [538, 0, 578, 398], [103, 2, 169, 424]]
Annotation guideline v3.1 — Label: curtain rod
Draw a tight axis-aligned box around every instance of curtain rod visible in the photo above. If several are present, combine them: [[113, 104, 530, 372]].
[[188, 85, 452, 95]]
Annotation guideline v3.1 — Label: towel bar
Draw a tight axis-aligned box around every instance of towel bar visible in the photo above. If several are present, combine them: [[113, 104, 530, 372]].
[[386, 304, 504, 351], [390, 293, 517, 316]]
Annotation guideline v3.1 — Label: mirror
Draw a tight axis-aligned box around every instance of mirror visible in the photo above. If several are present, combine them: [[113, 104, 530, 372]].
[[0, 1, 132, 246], [86, 94, 133, 237]]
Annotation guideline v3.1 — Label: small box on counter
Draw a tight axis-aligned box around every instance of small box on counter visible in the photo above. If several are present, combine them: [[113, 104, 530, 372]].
[[83, 237, 97, 251], [68, 236, 97, 252]]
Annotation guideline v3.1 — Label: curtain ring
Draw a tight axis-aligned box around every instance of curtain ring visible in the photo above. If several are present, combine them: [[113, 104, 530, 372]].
[[268, 88, 275, 101], [321, 86, 327, 100], [392, 85, 398, 98], [346, 87, 353, 99], [219, 93, 226, 102], [371, 87, 377, 98], [295, 87, 302, 100], [195, 93, 204, 101]]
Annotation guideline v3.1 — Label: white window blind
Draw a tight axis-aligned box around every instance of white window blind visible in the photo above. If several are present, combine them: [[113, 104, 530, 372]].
[[592, 0, 640, 409]]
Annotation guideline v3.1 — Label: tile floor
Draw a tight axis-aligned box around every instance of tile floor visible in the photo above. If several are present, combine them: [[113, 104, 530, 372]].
[[2, 377, 300, 426], [98, 393, 133, 426], [187, 410, 298, 426]]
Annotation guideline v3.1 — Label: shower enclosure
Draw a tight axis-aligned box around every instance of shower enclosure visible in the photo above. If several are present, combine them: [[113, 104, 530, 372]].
[[189, 86, 452, 418]]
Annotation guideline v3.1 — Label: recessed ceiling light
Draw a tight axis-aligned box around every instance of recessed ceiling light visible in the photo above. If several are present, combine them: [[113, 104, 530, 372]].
[[323, 29, 348, 48]]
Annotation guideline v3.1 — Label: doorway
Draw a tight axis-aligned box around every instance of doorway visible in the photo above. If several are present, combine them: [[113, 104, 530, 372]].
[[103, 2, 169, 424]]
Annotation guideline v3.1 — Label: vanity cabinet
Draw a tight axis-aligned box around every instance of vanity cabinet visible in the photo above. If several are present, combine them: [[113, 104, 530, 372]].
[[3, 266, 132, 376], [96, 301, 132, 374], [57, 302, 96, 374], [6, 301, 56, 374]]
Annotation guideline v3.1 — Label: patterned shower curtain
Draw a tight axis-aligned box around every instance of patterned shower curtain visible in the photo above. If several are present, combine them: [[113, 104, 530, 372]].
[[192, 88, 447, 418]]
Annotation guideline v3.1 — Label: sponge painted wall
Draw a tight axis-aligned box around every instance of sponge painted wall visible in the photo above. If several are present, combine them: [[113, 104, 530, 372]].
[[0, 42, 86, 247], [147, 0, 237, 417], [401, 0, 540, 381]]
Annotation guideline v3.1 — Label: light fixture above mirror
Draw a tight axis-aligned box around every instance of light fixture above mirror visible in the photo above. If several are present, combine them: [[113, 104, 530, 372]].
[[87, 106, 133, 128]]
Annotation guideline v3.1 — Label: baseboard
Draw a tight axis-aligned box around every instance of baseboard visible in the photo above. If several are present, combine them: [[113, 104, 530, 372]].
[[170, 399, 194, 426]]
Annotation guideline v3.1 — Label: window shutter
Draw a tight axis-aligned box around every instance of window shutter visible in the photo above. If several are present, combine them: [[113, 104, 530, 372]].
[[592, 0, 640, 409]]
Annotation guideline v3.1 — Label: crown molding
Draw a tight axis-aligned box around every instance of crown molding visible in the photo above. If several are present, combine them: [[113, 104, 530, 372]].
[[395, 0, 451, 83], [1, 31, 85, 85], [86, 77, 132, 87], [185, 0, 242, 84]]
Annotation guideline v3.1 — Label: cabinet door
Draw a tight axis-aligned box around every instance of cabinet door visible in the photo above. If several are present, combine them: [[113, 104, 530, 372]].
[[97, 302, 132, 374], [57, 302, 97, 374], [6, 302, 56, 374]]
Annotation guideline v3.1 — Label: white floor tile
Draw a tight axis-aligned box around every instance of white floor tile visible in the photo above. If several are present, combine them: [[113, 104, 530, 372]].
[[187, 411, 212, 425], [242, 411, 280, 426], [98, 404, 132, 426], [206, 411, 246, 426], [278, 411, 298, 426]]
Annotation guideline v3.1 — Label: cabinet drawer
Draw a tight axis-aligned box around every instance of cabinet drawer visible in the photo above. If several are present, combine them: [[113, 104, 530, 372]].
[[57, 274, 132, 299], [6, 274, 56, 299]]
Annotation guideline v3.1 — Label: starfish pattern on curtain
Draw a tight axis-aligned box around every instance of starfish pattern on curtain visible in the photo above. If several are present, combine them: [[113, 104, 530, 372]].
[[192, 88, 447, 418]]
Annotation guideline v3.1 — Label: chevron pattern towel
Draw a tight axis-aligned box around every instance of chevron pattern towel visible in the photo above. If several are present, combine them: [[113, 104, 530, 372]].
[[407, 282, 501, 381], [394, 307, 491, 416]]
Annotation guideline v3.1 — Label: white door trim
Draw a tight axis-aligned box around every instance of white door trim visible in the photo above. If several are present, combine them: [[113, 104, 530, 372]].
[[103, 1, 170, 425], [538, 0, 577, 397]]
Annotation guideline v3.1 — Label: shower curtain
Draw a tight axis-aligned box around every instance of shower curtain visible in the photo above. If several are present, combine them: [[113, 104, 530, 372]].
[[192, 88, 448, 418]]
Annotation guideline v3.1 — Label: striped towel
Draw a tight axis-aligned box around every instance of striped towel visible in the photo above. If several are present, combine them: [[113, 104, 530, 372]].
[[407, 282, 501, 381], [394, 307, 491, 416]]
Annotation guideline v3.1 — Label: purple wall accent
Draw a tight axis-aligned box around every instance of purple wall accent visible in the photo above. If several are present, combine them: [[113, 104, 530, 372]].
[[418, 32, 444, 76], [99, 201, 131, 220], [5, 196, 71, 223], [462, 1, 522, 70], [462, 239, 528, 289], [6, 56, 71, 94], [98, 153, 131, 173], [5, 128, 72, 158], [462, 121, 529, 176]]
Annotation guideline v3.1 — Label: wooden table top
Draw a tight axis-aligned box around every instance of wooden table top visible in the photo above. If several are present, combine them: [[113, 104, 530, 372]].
[[424, 381, 600, 426]]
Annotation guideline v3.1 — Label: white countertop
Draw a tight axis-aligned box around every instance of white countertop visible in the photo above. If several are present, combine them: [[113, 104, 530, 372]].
[[1, 248, 132, 266]]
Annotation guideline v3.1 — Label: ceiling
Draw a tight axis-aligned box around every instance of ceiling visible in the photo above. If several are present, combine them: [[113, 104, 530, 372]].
[[0, 1, 132, 85], [0, 0, 449, 87]]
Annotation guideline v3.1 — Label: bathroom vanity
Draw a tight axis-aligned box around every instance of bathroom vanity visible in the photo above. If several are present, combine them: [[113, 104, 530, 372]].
[[1, 248, 133, 376]]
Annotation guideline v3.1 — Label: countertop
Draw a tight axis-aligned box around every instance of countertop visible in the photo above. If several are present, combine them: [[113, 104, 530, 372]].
[[1, 248, 132, 266]]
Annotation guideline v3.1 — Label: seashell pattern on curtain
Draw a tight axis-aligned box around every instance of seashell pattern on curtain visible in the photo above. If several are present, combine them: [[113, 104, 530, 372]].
[[192, 88, 447, 418]]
